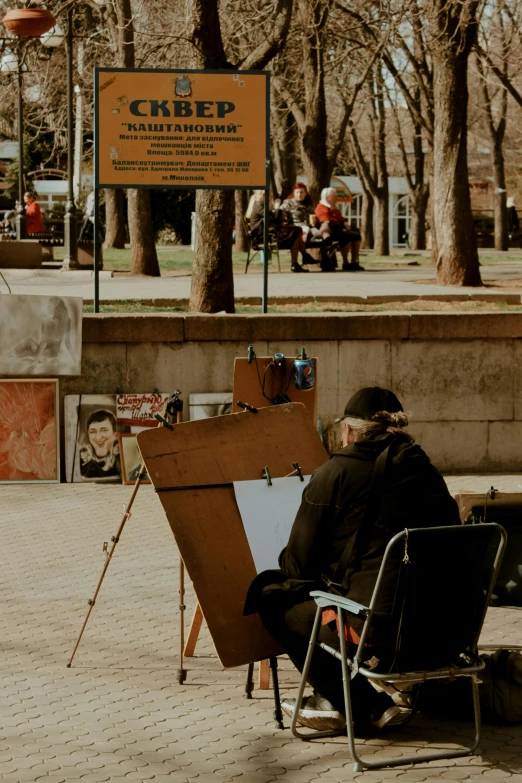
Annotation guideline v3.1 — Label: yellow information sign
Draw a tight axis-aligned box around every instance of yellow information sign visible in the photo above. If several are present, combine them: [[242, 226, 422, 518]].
[[95, 68, 269, 190]]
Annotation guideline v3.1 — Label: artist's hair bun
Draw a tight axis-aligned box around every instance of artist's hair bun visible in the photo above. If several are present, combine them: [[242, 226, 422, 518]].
[[371, 410, 409, 428]]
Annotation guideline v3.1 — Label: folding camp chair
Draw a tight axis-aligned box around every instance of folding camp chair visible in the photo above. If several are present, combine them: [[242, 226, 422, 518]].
[[291, 523, 506, 772], [243, 216, 280, 274]]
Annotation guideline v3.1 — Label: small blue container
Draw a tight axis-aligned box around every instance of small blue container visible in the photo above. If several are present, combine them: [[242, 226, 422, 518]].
[[294, 358, 315, 391]]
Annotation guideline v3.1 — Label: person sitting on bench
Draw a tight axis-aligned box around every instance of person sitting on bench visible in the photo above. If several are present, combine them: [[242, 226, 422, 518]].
[[248, 190, 314, 273], [22, 191, 44, 235], [315, 187, 362, 271], [245, 386, 459, 732], [280, 182, 321, 250]]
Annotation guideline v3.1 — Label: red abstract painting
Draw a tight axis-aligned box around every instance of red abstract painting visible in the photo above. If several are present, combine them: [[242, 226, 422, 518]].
[[0, 380, 58, 482]]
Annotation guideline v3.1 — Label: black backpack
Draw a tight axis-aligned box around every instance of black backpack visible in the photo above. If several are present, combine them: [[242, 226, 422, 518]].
[[419, 650, 522, 725]]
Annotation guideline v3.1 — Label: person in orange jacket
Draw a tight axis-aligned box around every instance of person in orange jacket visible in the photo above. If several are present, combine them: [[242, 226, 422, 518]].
[[314, 187, 363, 271], [23, 191, 44, 235]]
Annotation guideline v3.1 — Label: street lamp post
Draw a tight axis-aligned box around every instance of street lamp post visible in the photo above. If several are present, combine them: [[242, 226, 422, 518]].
[[63, 7, 78, 268], [3, 6, 79, 267], [16, 60, 24, 239], [0, 51, 28, 239]]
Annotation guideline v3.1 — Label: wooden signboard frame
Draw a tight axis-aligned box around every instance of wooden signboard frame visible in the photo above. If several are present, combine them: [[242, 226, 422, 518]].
[[137, 403, 327, 668], [232, 357, 318, 424]]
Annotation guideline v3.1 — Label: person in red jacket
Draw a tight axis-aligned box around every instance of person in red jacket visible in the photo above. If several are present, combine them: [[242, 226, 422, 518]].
[[23, 191, 44, 235], [314, 187, 363, 270]]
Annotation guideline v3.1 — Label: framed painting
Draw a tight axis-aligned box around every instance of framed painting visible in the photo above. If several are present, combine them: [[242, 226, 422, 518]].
[[64, 394, 128, 483], [0, 379, 59, 483], [0, 294, 82, 376], [118, 433, 150, 485]]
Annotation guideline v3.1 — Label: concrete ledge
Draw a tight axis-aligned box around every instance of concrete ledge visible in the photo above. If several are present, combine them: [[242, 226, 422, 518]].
[[183, 313, 411, 341], [83, 313, 185, 343], [409, 313, 522, 339], [81, 311, 522, 342]]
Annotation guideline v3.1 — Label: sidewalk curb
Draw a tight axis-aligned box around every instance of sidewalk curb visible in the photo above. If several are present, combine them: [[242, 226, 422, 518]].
[[0, 269, 113, 280]]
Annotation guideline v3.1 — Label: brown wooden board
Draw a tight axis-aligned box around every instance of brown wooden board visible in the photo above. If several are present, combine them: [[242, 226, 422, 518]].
[[137, 403, 327, 668], [232, 357, 318, 423], [456, 492, 522, 523]]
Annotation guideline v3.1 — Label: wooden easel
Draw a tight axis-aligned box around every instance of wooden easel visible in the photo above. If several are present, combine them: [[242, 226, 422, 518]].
[[137, 404, 326, 666], [68, 392, 192, 685], [182, 348, 319, 690], [67, 403, 327, 724]]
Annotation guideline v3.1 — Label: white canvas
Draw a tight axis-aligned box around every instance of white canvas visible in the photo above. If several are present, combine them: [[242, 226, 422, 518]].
[[189, 392, 233, 421], [0, 294, 82, 376], [233, 475, 311, 573]]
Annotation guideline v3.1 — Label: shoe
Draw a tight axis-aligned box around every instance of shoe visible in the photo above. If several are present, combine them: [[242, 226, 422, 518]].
[[370, 704, 409, 729], [302, 252, 316, 265], [291, 264, 309, 273], [342, 264, 365, 272], [281, 694, 346, 731]]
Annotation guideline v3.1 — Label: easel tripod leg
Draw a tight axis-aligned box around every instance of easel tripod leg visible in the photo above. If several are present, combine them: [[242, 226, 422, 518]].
[[178, 558, 187, 684], [258, 658, 270, 689], [269, 656, 284, 729], [244, 662, 254, 699], [67, 470, 146, 668], [184, 603, 204, 657]]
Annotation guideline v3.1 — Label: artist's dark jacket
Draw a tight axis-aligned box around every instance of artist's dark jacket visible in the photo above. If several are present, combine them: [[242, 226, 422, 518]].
[[245, 432, 460, 640]]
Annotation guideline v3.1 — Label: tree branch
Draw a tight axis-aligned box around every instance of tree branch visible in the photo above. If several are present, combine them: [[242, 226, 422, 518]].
[[240, 0, 294, 70]]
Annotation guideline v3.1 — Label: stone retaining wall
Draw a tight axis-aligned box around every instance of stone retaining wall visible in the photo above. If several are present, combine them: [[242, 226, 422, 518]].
[[62, 312, 522, 473]]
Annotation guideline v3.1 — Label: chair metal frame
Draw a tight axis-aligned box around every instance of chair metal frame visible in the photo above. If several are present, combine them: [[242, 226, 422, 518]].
[[290, 524, 507, 772], [243, 216, 281, 274]]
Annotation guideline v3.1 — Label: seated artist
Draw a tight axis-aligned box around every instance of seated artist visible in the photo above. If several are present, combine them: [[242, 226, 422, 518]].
[[247, 190, 315, 273], [245, 387, 459, 732], [315, 187, 363, 271]]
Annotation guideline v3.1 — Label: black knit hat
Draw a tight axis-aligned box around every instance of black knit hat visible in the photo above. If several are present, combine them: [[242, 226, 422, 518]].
[[335, 386, 403, 423]]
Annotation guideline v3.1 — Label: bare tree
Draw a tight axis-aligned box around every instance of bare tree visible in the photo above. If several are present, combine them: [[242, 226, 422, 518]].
[[271, 86, 297, 198], [234, 190, 249, 252], [187, 0, 294, 313], [474, 0, 521, 251], [427, 0, 481, 285], [103, 0, 160, 275], [350, 71, 389, 255], [476, 53, 508, 250], [273, 0, 378, 203], [388, 90, 429, 250]]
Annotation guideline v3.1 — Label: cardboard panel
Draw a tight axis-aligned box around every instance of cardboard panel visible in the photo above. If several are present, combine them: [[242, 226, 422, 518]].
[[138, 403, 327, 667]]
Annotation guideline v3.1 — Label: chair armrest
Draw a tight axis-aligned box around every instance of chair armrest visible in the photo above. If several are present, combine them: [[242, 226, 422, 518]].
[[310, 590, 370, 615]]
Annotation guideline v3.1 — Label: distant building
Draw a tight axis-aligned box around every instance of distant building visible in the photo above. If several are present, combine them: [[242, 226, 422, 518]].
[[335, 175, 411, 249]]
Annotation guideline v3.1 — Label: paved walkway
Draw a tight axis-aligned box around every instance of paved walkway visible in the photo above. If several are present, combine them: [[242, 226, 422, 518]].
[[3, 258, 522, 302], [1, 478, 522, 782]]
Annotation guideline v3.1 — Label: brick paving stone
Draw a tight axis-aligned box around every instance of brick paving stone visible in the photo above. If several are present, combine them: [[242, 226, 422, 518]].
[[2, 484, 522, 783], [33, 777, 67, 783]]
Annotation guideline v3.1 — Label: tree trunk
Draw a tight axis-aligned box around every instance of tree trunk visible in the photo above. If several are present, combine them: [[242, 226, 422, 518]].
[[103, 188, 126, 248], [127, 189, 160, 276], [234, 190, 249, 252], [190, 189, 235, 313], [374, 190, 389, 256], [301, 138, 329, 206], [432, 49, 481, 284], [272, 91, 297, 199], [360, 189, 374, 249], [410, 186, 429, 250], [493, 146, 508, 251]]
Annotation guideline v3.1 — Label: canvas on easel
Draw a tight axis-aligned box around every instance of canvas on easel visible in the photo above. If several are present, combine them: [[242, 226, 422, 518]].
[[137, 402, 328, 668]]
